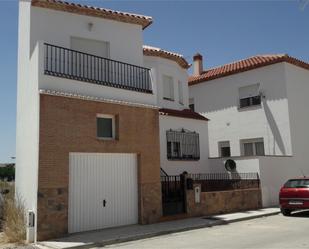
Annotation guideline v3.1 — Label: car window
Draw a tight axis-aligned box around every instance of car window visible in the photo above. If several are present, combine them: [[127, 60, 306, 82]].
[[284, 179, 309, 188]]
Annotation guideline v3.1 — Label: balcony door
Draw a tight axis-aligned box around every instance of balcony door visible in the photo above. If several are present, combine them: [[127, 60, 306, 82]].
[[70, 37, 110, 58], [70, 37, 110, 82]]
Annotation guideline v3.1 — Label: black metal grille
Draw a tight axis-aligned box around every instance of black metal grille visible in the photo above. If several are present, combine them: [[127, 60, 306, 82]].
[[166, 129, 200, 160], [44, 43, 152, 93], [189, 172, 260, 192], [161, 175, 186, 216]]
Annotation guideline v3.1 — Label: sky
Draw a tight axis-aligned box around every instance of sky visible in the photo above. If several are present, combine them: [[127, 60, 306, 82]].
[[0, 0, 308, 163]]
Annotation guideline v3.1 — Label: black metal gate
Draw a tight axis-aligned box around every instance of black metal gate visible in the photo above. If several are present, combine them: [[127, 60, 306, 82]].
[[161, 175, 186, 216]]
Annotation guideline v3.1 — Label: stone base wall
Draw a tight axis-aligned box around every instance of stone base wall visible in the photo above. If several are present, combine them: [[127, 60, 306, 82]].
[[186, 184, 262, 217], [37, 188, 68, 240]]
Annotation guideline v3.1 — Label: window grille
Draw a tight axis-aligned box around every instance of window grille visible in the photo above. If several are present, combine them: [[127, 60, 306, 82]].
[[166, 129, 200, 160]]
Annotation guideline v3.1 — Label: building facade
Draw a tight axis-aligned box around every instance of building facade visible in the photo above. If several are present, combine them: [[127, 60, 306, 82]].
[[189, 53, 309, 207], [16, 0, 209, 241]]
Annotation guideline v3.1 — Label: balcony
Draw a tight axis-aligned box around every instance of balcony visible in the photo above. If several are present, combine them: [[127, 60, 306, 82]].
[[44, 43, 152, 93]]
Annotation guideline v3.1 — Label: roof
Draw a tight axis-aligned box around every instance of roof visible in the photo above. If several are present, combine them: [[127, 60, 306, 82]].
[[143, 45, 190, 69], [189, 54, 309, 85], [31, 0, 153, 29], [159, 108, 209, 121]]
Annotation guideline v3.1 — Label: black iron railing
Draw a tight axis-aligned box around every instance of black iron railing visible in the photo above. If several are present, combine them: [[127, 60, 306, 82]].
[[44, 43, 152, 93], [189, 172, 259, 180], [188, 172, 260, 192]]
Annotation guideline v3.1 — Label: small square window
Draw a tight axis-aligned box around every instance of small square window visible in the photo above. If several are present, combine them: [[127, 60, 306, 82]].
[[97, 114, 115, 139], [219, 141, 231, 157]]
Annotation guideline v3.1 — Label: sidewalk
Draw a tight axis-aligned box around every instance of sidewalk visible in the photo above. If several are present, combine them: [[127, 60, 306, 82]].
[[38, 208, 280, 249]]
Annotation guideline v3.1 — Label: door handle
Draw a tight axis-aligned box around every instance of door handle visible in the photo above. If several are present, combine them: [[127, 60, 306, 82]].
[[103, 199, 107, 207]]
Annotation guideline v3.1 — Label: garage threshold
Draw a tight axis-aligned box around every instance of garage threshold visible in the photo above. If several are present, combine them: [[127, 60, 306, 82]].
[[38, 208, 280, 249]]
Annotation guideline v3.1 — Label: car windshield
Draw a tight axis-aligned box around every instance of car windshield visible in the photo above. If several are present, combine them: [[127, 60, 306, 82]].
[[284, 179, 309, 188]]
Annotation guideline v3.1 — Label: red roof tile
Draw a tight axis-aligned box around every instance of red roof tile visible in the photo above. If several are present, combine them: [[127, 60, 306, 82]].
[[189, 54, 309, 85], [32, 0, 153, 29], [143, 46, 190, 69], [159, 108, 208, 121]]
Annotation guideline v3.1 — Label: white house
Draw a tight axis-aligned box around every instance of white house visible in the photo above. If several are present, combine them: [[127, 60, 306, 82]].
[[189, 53, 309, 207], [16, 0, 209, 242], [143, 46, 209, 175]]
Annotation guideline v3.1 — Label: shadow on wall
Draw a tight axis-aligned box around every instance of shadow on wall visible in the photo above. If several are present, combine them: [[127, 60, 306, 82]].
[[262, 98, 286, 155]]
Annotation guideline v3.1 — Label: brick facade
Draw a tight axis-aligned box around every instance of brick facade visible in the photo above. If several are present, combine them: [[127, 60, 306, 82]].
[[37, 94, 162, 240]]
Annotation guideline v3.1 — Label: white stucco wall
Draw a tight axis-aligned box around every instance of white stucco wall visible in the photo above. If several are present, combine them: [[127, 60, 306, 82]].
[[189, 63, 293, 157], [285, 63, 309, 176], [144, 56, 189, 109], [30, 5, 158, 106], [209, 156, 298, 207], [159, 115, 209, 175], [15, 0, 40, 241], [30, 6, 144, 66], [208, 157, 261, 174]]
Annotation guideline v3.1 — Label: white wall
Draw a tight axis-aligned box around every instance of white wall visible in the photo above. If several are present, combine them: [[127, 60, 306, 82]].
[[209, 157, 261, 174], [30, 6, 158, 106], [285, 63, 309, 176], [159, 115, 209, 175], [15, 0, 40, 242], [258, 156, 296, 207], [30, 6, 144, 66], [209, 156, 298, 207], [144, 56, 189, 109], [190, 63, 293, 157]]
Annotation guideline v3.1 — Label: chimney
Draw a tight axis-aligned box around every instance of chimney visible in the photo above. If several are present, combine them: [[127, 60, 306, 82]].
[[193, 53, 203, 76]]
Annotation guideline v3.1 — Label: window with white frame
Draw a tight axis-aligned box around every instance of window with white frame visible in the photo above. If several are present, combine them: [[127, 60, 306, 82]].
[[241, 138, 265, 156], [163, 75, 174, 101], [239, 83, 261, 108], [178, 81, 183, 104], [166, 129, 200, 160], [218, 141, 231, 157], [97, 114, 115, 139]]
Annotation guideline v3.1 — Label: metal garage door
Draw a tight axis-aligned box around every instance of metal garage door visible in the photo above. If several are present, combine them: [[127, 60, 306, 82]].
[[68, 153, 138, 234]]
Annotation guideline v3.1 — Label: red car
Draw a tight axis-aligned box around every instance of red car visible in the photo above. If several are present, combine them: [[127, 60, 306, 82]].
[[279, 177, 309, 216]]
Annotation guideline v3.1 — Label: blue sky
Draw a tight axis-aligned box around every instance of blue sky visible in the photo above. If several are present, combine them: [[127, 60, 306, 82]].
[[0, 0, 308, 163]]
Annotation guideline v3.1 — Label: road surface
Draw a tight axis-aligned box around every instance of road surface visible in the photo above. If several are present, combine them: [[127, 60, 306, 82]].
[[105, 211, 309, 249]]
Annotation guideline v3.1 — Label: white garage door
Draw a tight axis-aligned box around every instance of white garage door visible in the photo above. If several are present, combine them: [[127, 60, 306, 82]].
[[68, 153, 138, 234]]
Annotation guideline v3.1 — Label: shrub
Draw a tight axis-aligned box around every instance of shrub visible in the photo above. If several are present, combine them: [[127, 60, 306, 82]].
[[1, 182, 26, 243]]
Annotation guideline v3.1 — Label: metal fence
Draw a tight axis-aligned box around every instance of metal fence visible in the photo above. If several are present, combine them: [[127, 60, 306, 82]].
[[188, 172, 260, 192], [44, 43, 152, 93]]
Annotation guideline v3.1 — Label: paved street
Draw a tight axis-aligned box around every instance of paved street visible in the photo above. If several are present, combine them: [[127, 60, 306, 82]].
[[105, 211, 309, 249]]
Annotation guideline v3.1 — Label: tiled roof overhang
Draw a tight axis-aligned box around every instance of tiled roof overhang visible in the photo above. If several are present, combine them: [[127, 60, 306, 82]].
[[143, 46, 190, 69], [32, 0, 153, 29], [189, 54, 309, 86], [159, 108, 209, 121]]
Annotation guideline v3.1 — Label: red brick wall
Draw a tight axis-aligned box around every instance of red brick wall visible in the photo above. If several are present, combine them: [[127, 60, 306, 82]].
[[37, 94, 162, 240]]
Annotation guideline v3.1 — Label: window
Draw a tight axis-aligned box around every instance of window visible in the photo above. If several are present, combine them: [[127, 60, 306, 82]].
[[97, 114, 115, 139], [166, 129, 200, 160], [163, 75, 174, 101], [219, 141, 231, 157], [178, 81, 183, 104], [284, 179, 309, 188], [241, 138, 265, 156], [239, 84, 261, 108], [189, 98, 195, 111]]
